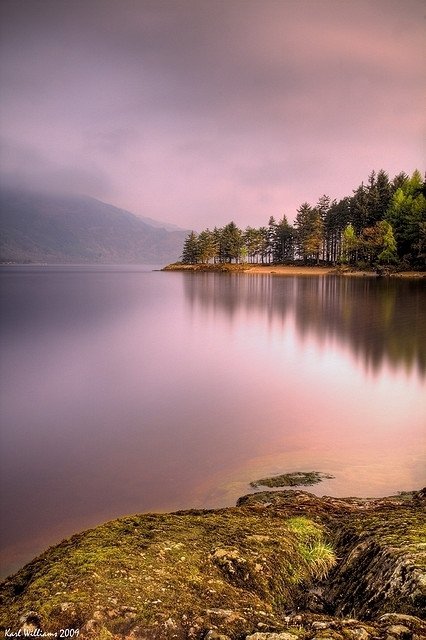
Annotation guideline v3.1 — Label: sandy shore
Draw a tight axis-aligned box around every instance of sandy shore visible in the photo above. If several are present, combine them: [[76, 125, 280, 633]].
[[163, 263, 425, 278], [247, 266, 425, 277], [245, 264, 341, 275]]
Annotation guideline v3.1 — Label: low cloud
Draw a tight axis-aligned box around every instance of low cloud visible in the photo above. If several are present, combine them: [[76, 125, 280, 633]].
[[0, 0, 424, 228], [0, 138, 111, 197]]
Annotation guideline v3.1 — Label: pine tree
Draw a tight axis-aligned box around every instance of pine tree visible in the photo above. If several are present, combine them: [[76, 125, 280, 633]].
[[295, 203, 323, 264], [181, 231, 199, 264], [378, 221, 398, 264], [197, 229, 217, 264], [324, 198, 351, 264], [386, 170, 426, 265], [178, 168, 424, 269], [220, 222, 243, 263], [351, 182, 369, 233], [272, 216, 294, 263], [244, 227, 265, 263], [342, 224, 358, 264]]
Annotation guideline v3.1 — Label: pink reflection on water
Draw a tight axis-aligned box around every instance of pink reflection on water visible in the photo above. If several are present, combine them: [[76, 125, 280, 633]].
[[0, 269, 425, 576], [182, 273, 425, 504]]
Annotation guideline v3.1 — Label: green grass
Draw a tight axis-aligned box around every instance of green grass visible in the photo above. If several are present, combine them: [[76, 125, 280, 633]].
[[286, 517, 336, 581]]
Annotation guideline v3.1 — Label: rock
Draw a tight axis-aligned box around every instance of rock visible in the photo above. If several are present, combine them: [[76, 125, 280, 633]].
[[92, 610, 104, 621], [302, 587, 327, 613], [384, 625, 412, 639], [1, 489, 425, 639], [349, 628, 371, 640], [378, 613, 425, 628], [204, 631, 232, 640], [377, 613, 426, 640], [164, 617, 177, 630], [322, 508, 426, 618], [212, 547, 246, 572], [312, 620, 332, 630], [19, 611, 41, 634], [245, 633, 299, 640], [81, 619, 100, 634], [206, 609, 246, 623], [249, 471, 335, 489]]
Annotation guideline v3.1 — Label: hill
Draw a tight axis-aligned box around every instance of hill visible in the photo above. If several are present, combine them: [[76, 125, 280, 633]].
[[0, 188, 188, 264]]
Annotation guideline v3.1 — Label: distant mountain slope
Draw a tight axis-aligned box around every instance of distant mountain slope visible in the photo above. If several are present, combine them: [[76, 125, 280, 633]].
[[0, 189, 187, 264]]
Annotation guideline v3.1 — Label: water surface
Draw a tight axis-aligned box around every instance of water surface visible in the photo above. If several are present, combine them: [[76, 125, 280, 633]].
[[0, 266, 425, 576]]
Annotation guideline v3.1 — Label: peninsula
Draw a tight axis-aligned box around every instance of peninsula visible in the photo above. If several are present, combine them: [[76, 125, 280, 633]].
[[162, 262, 425, 278]]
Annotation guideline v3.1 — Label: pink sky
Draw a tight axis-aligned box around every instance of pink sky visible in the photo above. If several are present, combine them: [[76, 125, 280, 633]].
[[0, 0, 424, 229]]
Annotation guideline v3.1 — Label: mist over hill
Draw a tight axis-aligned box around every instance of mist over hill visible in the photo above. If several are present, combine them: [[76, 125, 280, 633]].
[[0, 188, 188, 264]]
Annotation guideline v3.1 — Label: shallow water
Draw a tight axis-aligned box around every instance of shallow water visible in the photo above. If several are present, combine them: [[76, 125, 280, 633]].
[[0, 265, 425, 576]]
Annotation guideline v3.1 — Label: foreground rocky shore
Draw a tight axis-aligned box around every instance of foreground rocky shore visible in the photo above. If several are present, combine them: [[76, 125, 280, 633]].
[[0, 490, 425, 639]]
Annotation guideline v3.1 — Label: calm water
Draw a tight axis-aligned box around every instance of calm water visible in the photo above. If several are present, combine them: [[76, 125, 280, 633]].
[[0, 265, 425, 577]]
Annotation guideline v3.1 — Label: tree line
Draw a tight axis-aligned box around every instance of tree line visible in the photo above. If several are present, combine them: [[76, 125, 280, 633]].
[[181, 169, 425, 269]]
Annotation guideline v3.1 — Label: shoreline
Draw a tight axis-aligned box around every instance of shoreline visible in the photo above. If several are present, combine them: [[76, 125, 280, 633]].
[[163, 262, 426, 278]]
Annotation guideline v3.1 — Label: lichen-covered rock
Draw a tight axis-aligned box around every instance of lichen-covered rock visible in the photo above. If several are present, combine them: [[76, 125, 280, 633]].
[[322, 507, 426, 618], [249, 471, 335, 489], [0, 490, 424, 639], [245, 632, 299, 640], [378, 613, 425, 628], [0, 509, 335, 638], [204, 631, 232, 640], [238, 489, 426, 620], [384, 625, 412, 639]]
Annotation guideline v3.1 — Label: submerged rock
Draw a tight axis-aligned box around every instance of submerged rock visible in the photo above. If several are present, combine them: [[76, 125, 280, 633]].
[[249, 471, 335, 489], [0, 489, 425, 639]]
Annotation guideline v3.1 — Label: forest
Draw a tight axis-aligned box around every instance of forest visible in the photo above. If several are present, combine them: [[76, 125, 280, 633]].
[[181, 169, 425, 269]]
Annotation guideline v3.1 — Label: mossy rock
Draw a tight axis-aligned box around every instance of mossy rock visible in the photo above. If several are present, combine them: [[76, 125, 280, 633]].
[[0, 509, 335, 638], [250, 471, 335, 489], [1, 489, 425, 639]]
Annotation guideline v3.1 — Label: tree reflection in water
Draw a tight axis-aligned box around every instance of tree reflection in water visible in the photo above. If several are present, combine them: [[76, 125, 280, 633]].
[[183, 274, 425, 378]]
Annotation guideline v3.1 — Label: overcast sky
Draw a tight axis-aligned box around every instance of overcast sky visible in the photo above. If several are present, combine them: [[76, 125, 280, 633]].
[[0, 0, 424, 229]]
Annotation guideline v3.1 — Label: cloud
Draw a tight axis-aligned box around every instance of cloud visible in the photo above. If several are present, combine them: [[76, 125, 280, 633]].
[[0, 138, 111, 196], [0, 0, 424, 228]]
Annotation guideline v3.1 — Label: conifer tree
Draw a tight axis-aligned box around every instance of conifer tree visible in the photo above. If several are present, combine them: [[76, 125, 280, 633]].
[[220, 222, 244, 263], [181, 231, 199, 264], [386, 170, 426, 265], [342, 223, 358, 264], [272, 216, 294, 263], [351, 182, 369, 233], [378, 221, 398, 264], [178, 168, 424, 270], [324, 198, 351, 264], [244, 227, 264, 263], [295, 203, 323, 264], [197, 229, 217, 264]]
